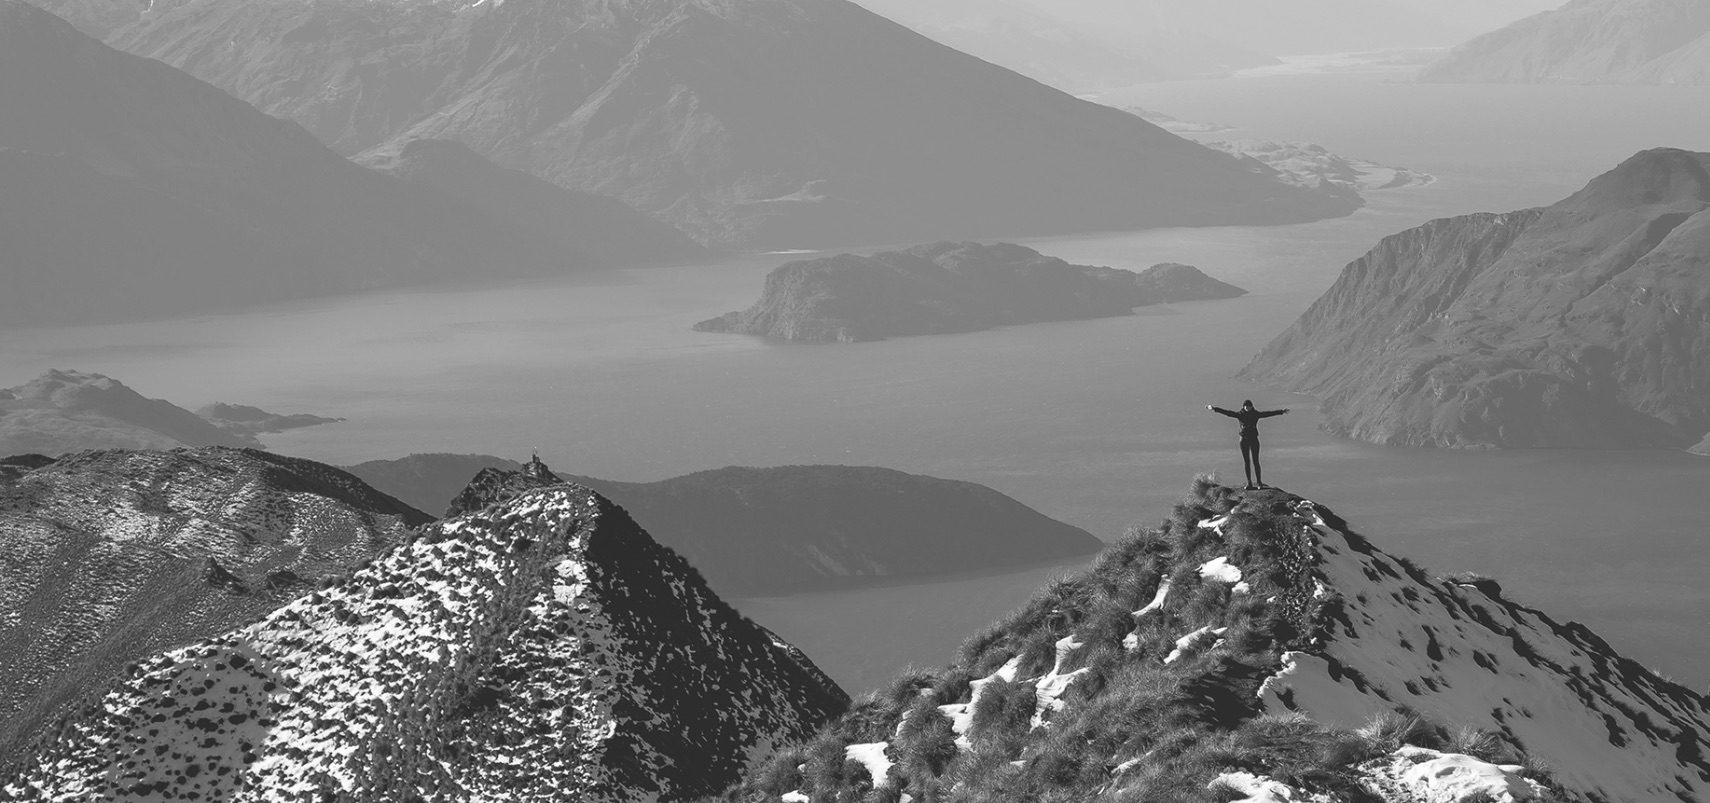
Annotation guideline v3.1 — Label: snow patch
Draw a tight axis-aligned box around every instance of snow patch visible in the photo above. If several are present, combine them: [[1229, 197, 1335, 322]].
[[1029, 636, 1088, 730], [1208, 772, 1304, 802], [938, 655, 1022, 750], [1122, 578, 1171, 651], [845, 742, 894, 788], [1363, 747, 1548, 802], [1164, 626, 1226, 664], [1199, 556, 1243, 584]]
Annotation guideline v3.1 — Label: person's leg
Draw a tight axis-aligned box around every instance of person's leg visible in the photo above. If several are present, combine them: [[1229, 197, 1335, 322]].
[[1252, 439, 1265, 487], [1239, 439, 1256, 488]]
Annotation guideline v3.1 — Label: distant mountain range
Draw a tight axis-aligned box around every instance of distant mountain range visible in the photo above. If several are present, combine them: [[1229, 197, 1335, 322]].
[[1243, 148, 1710, 449], [732, 481, 1710, 802], [849, 0, 1276, 92], [695, 242, 1247, 342], [1422, 0, 1710, 85], [57, 0, 1354, 250], [347, 454, 1104, 596], [0, 370, 338, 455], [0, 1, 687, 328], [0, 447, 426, 767], [3, 460, 846, 800]]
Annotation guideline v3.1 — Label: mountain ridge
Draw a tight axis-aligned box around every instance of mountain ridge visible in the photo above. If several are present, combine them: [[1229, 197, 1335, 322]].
[[350, 455, 1104, 597], [4, 477, 848, 800], [0, 446, 427, 768], [724, 479, 1709, 802], [1421, 0, 1710, 85], [0, 370, 340, 456], [0, 1, 680, 327], [1241, 148, 1710, 449], [90, 0, 1357, 249]]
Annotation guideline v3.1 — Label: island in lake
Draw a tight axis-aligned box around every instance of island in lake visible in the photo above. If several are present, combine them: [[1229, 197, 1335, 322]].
[[694, 242, 1246, 342]]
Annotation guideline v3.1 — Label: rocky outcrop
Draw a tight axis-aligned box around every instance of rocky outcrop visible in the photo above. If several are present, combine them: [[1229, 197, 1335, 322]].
[[729, 480, 1710, 803], [695, 242, 1247, 342], [362, 455, 1103, 597], [0, 1, 613, 327], [343, 453, 526, 514], [1421, 0, 1710, 85], [4, 481, 847, 801], [0, 447, 427, 767], [1242, 148, 1710, 449], [93, 0, 1354, 249]]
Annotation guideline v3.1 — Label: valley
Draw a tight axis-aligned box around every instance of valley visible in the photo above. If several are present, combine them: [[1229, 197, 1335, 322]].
[[6, 73, 1708, 695]]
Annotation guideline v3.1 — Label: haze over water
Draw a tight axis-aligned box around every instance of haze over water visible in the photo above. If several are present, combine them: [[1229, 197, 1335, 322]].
[[7, 69, 1709, 693]]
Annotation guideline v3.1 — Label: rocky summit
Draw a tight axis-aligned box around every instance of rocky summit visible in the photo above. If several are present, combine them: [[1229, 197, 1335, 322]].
[[1242, 148, 1710, 449], [724, 479, 1710, 803], [4, 479, 847, 801], [88, 0, 1353, 249], [0, 447, 427, 767], [696, 243, 1247, 342]]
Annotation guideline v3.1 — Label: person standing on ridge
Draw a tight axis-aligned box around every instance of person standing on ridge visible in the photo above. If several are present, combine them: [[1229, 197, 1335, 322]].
[[1207, 400, 1289, 490]]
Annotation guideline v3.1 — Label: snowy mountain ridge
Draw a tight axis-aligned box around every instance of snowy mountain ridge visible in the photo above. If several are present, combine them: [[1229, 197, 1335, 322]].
[[0, 447, 427, 767], [724, 481, 1709, 803], [4, 482, 847, 801]]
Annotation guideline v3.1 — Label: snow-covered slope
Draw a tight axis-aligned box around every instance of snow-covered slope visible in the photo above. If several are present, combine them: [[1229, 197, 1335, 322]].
[[0, 447, 427, 767], [4, 482, 847, 801], [728, 480, 1708, 803]]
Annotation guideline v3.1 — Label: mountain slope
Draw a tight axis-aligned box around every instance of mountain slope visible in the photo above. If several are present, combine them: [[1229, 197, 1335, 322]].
[[0, 447, 427, 768], [848, 0, 1276, 92], [354, 455, 1103, 596], [695, 242, 1247, 342], [0, 1, 652, 327], [1421, 0, 1710, 84], [727, 479, 1709, 802], [3, 479, 846, 801], [359, 138, 705, 266], [102, 0, 1355, 249], [1241, 148, 1710, 449], [0, 370, 257, 455]]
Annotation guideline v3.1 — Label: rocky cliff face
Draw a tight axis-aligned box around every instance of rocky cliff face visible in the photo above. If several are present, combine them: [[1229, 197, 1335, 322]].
[[1421, 0, 1710, 84], [1242, 148, 1710, 449], [0, 447, 427, 767], [696, 242, 1246, 342], [4, 481, 847, 801], [726, 479, 1710, 802], [94, 0, 1353, 249]]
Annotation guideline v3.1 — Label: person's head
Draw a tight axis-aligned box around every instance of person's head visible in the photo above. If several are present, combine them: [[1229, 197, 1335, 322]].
[[1242, 399, 1255, 410]]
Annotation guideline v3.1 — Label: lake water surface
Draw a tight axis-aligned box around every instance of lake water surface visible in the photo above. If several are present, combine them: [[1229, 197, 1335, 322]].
[[6, 74, 1709, 694]]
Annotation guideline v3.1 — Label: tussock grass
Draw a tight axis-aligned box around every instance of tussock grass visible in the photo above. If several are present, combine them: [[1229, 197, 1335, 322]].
[[722, 479, 1559, 803]]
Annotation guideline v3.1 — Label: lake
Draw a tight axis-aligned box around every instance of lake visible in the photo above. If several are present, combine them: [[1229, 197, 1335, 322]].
[[5, 72, 1708, 694]]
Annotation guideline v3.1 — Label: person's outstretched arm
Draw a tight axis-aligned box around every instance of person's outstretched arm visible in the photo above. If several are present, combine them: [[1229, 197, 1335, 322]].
[[1258, 408, 1291, 418], [1208, 405, 1238, 417]]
